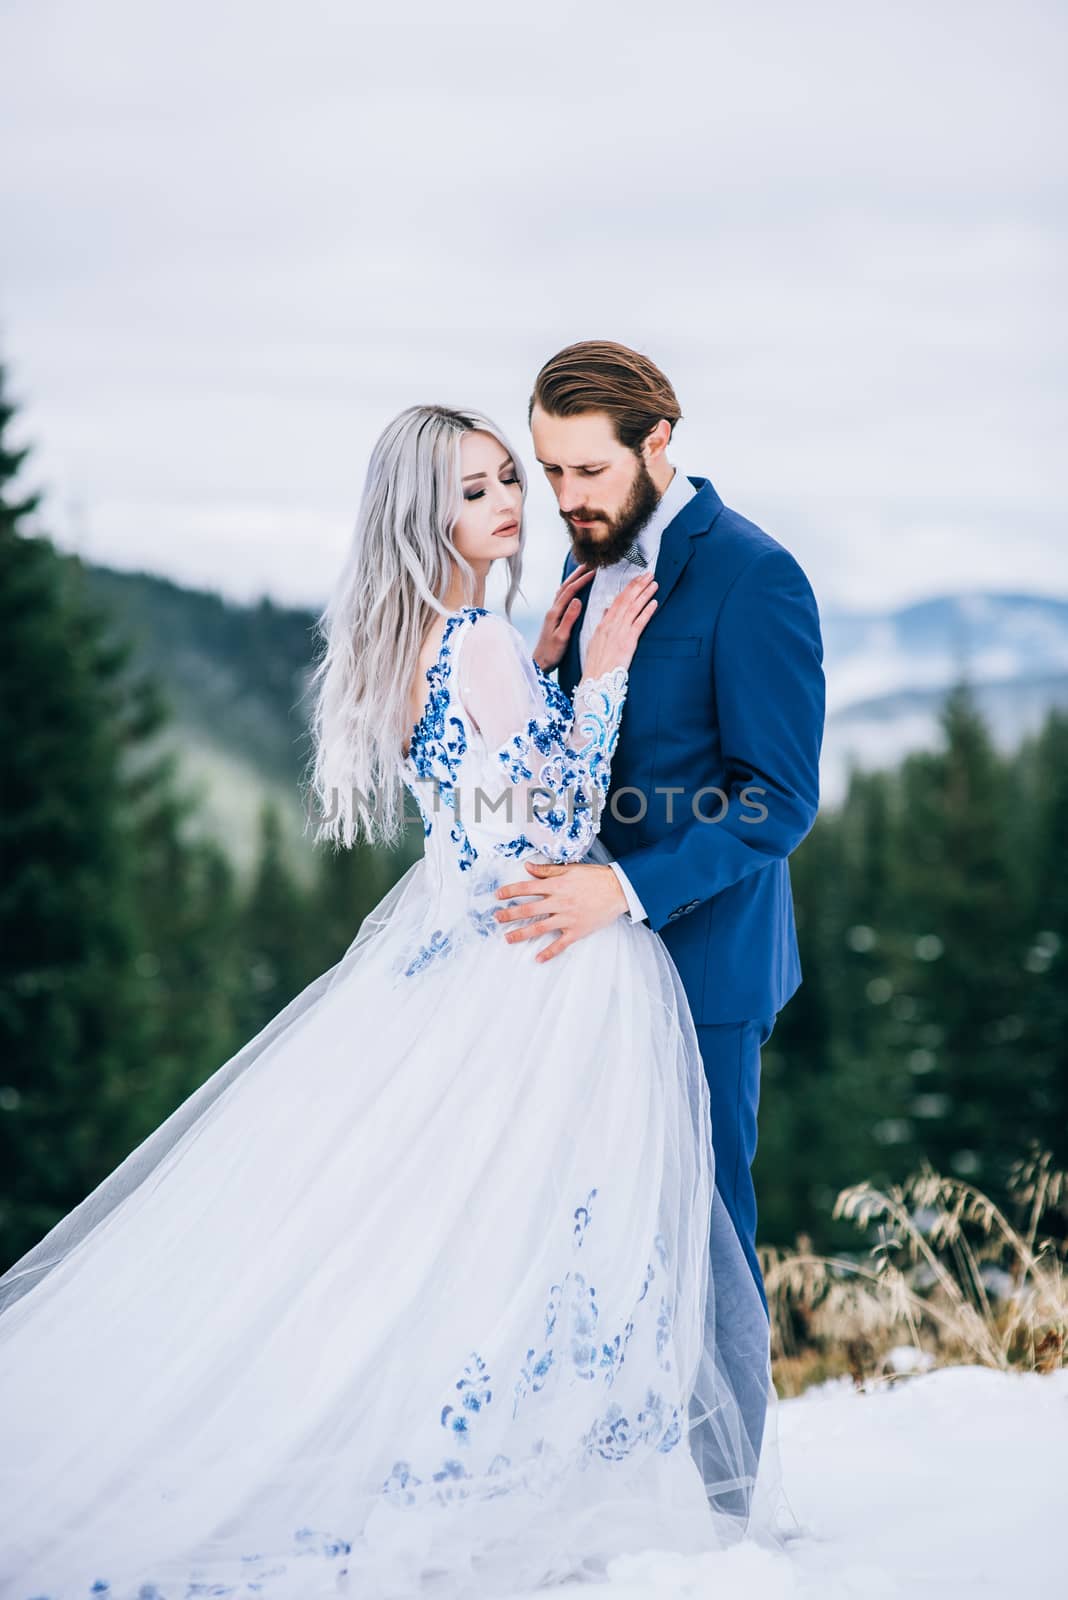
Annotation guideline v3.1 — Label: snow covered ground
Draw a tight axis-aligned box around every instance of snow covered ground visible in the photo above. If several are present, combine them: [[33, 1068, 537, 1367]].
[[529, 1365, 1068, 1600]]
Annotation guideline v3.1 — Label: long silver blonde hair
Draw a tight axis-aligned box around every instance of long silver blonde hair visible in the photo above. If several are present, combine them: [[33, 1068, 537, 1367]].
[[304, 404, 528, 850]]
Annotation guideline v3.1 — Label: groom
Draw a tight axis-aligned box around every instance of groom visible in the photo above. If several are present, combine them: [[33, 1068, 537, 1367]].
[[494, 340, 825, 1337]]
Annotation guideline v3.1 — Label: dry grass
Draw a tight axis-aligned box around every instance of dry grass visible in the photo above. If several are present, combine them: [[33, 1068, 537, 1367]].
[[762, 1147, 1067, 1398]]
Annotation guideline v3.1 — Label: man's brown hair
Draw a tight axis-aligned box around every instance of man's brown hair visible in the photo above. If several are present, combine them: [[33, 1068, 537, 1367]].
[[528, 339, 682, 452]]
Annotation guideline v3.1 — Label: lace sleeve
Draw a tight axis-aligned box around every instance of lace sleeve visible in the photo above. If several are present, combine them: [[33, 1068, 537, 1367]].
[[455, 612, 627, 863]]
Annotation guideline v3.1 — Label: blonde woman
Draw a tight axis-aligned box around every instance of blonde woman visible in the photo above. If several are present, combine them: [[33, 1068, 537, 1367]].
[[0, 405, 795, 1599]]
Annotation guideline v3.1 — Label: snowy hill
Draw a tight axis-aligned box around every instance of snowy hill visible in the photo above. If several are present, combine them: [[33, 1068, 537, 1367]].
[[515, 589, 1068, 808], [822, 593, 1068, 708], [819, 593, 1068, 805], [823, 669, 1068, 805], [80, 562, 1068, 841], [524, 1364, 1067, 1600]]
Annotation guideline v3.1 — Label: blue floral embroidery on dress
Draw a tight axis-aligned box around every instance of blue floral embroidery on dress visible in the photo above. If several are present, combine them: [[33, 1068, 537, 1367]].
[[441, 1351, 492, 1438], [466, 873, 506, 940], [54, 1524, 364, 1600], [571, 668, 628, 761], [402, 928, 452, 978], [580, 1389, 682, 1463], [568, 1273, 601, 1381], [380, 1189, 682, 1513], [573, 1187, 597, 1246], [495, 834, 537, 860], [656, 1295, 674, 1370], [384, 1447, 530, 1512], [636, 1233, 669, 1304], [406, 607, 626, 872], [382, 1460, 423, 1506], [467, 903, 500, 937], [532, 660, 576, 722], [491, 752, 592, 850], [595, 1320, 636, 1387], [512, 1345, 555, 1417], [399, 612, 628, 984], [397, 870, 505, 979], [449, 818, 478, 872], [292, 1527, 352, 1558], [489, 665, 627, 863], [496, 715, 574, 782], [61, 1200, 678, 1598], [405, 607, 488, 873]]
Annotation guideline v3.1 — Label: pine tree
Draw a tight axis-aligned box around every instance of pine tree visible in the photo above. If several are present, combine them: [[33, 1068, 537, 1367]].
[[120, 668, 246, 1125], [305, 825, 419, 977], [236, 801, 316, 1041], [876, 681, 1032, 1190], [1026, 709, 1068, 1156], [0, 366, 149, 1267]]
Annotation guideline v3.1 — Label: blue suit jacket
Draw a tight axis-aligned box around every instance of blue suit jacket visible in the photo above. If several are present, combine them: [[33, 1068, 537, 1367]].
[[557, 475, 825, 1025]]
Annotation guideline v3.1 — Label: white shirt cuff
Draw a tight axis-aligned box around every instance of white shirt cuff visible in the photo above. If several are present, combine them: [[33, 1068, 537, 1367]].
[[609, 861, 649, 924]]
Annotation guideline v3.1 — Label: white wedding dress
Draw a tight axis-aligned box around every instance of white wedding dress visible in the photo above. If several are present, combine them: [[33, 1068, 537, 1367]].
[[0, 604, 797, 1600]]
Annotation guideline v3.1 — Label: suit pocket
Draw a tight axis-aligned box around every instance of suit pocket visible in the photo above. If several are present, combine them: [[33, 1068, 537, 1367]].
[[635, 635, 702, 659]]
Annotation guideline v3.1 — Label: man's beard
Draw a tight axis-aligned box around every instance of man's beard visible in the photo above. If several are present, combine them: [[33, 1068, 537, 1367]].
[[563, 455, 662, 569]]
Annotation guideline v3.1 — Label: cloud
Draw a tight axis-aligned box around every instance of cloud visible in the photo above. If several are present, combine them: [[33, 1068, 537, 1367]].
[[1, 0, 1064, 617]]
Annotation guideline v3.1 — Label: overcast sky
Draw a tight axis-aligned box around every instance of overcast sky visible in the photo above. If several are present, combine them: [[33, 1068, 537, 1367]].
[[2, 0, 1064, 623]]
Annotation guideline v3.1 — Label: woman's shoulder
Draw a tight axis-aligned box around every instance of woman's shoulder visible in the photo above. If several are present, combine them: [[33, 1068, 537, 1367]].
[[452, 607, 550, 706], [454, 605, 528, 657]]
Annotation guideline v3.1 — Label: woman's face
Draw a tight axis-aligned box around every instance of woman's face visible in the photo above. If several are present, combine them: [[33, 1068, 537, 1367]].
[[450, 431, 523, 569]]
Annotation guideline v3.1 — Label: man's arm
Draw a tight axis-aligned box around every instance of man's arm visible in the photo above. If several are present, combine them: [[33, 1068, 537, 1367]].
[[616, 545, 825, 932], [608, 860, 649, 923]]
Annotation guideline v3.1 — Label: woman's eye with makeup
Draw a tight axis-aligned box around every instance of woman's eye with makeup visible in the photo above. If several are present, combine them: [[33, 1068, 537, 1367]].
[[464, 489, 486, 501]]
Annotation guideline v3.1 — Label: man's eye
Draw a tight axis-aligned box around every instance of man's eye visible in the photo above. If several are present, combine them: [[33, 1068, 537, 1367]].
[[542, 465, 561, 476], [580, 467, 605, 477]]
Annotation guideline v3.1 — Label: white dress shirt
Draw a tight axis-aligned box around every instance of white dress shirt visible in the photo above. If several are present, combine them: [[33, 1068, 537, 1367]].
[[577, 467, 698, 924]]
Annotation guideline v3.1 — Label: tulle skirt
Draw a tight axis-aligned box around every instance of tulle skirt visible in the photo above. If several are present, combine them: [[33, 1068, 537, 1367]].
[[0, 846, 797, 1599]]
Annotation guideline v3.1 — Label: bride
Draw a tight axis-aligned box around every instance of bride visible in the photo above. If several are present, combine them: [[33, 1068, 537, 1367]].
[[0, 405, 797, 1599]]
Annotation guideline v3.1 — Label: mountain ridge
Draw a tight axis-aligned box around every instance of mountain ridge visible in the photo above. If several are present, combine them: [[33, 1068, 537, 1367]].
[[77, 560, 1068, 852]]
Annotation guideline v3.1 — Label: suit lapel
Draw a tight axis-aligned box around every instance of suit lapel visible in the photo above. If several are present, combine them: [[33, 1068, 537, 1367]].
[[559, 477, 723, 696]]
